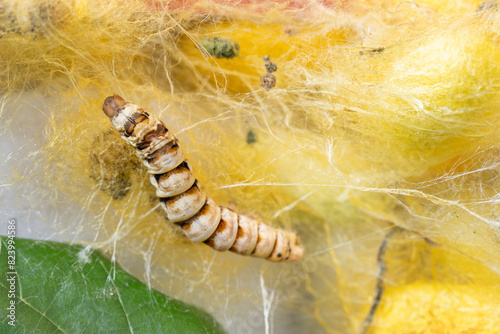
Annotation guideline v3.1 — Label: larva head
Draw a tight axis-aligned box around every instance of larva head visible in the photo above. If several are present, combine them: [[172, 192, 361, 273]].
[[102, 95, 145, 137], [102, 95, 127, 118]]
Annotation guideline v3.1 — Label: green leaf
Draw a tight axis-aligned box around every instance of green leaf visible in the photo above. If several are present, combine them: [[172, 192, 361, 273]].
[[0, 236, 226, 334]]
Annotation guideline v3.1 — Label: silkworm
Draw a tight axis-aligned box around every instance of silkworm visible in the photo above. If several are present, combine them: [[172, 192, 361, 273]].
[[102, 95, 303, 262]]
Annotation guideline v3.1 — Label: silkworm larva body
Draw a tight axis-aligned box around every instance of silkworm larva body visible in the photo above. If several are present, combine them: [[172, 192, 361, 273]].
[[102, 95, 303, 262]]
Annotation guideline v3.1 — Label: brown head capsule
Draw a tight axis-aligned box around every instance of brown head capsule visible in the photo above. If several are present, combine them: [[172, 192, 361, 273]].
[[102, 95, 126, 118], [102, 95, 304, 262]]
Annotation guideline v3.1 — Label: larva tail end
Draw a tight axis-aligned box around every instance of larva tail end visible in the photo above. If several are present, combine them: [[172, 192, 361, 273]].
[[103, 95, 126, 118], [286, 233, 303, 262], [265, 230, 303, 262]]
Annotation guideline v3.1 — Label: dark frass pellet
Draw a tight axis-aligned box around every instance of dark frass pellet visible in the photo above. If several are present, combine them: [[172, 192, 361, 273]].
[[261, 56, 278, 90], [246, 130, 257, 144], [263, 56, 278, 73], [260, 73, 276, 91], [199, 36, 240, 59]]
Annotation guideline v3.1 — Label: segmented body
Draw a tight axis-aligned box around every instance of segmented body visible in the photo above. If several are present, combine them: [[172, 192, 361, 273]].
[[102, 95, 303, 262]]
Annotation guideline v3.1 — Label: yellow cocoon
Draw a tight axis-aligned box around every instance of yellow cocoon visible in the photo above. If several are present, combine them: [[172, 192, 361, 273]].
[[368, 234, 500, 334], [1, 0, 499, 333]]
